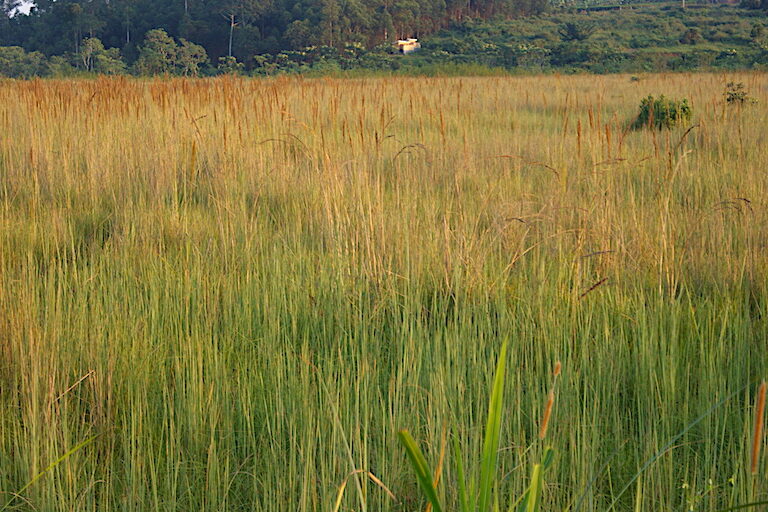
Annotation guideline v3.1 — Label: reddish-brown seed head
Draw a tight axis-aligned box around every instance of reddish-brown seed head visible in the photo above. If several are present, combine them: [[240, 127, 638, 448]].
[[751, 381, 766, 475]]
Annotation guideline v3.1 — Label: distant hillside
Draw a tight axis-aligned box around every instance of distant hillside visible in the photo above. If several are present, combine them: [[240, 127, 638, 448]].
[[397, 3, 768, 73]]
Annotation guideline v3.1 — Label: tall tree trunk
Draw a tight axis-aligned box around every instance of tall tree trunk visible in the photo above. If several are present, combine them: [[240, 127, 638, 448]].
[[228, 14, 235, 57]]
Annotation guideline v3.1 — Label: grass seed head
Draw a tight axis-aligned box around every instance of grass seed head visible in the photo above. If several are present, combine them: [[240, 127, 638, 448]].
[[751, 380, 766, 475]]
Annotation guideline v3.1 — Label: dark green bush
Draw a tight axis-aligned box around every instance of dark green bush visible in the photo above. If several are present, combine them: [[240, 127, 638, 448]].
[[0, 46, 48, 78], [680, 28, 703, 45], [724, 81, 757, 105], [558, 21, 596, 42], [632, 95, 692, 129]]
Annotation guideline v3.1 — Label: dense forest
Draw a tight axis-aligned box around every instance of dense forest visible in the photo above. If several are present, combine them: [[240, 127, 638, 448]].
[[0, 0, 767, 76], [0, 0, 547, 63]]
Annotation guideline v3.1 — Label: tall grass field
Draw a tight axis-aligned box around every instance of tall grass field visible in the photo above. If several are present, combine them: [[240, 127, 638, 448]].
[[0, 73, 767, 511]]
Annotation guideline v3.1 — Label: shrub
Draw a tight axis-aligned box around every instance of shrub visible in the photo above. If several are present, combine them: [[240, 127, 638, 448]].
[[558, 21, 595, 42], [216, 56, 244, 75], [632, 95, 692, 129], [724, 81, 757, 105], [680, 28, 703, 45], [0, 46, 48, 78], [750, 23, 765, 42], [253, 54, 279, 75], [47, 55, 77, 77]]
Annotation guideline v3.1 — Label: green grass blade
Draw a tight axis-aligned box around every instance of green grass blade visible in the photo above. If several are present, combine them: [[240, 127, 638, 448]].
[[511, 488, 528, 512], [525, 464, 543, 512], [397, 430, 443, 512], [607, 383, 747, 511], [633, 475, 642, 512], [1, 434, 98, 512], [712, 503, 768, 512], [317, 370, 367, 512], [452, 429, 470, 512], [479, 341, 508, 512], [570, 442, 628, 512], [512, 449, 554, 512], [541, 447, 555, 470], [331, 479, 348, 512]]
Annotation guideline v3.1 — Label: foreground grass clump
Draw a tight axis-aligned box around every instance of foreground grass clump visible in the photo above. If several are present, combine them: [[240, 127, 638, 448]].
[[0, 73, 766, 511]]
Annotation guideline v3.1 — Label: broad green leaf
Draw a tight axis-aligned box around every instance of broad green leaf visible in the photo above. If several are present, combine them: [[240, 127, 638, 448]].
[[525, 464, 543, 512], [479, 342, 508, 512], [398, 430, 443, 512]]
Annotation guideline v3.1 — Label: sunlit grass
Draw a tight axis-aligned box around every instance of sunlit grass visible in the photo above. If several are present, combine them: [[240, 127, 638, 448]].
[[0, 72, 766, 511]]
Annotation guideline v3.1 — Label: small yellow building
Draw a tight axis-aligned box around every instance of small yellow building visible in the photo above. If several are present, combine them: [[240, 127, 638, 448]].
[[397, 38, 421, 54]]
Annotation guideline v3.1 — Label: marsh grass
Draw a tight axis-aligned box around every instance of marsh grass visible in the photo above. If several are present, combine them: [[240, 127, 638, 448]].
[[0, 72, 766, 511]]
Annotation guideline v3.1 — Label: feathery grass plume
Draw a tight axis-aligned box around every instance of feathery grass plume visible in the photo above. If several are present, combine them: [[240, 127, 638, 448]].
[[751, 381, 766, 475]]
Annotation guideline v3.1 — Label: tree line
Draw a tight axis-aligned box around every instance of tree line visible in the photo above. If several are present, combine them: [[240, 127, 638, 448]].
[[0, 0, 548, 72]]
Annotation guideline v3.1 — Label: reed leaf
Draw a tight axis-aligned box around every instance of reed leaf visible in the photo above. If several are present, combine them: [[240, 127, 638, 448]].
[[479, 341, 508, 512], [397, 430, 444, 512]]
